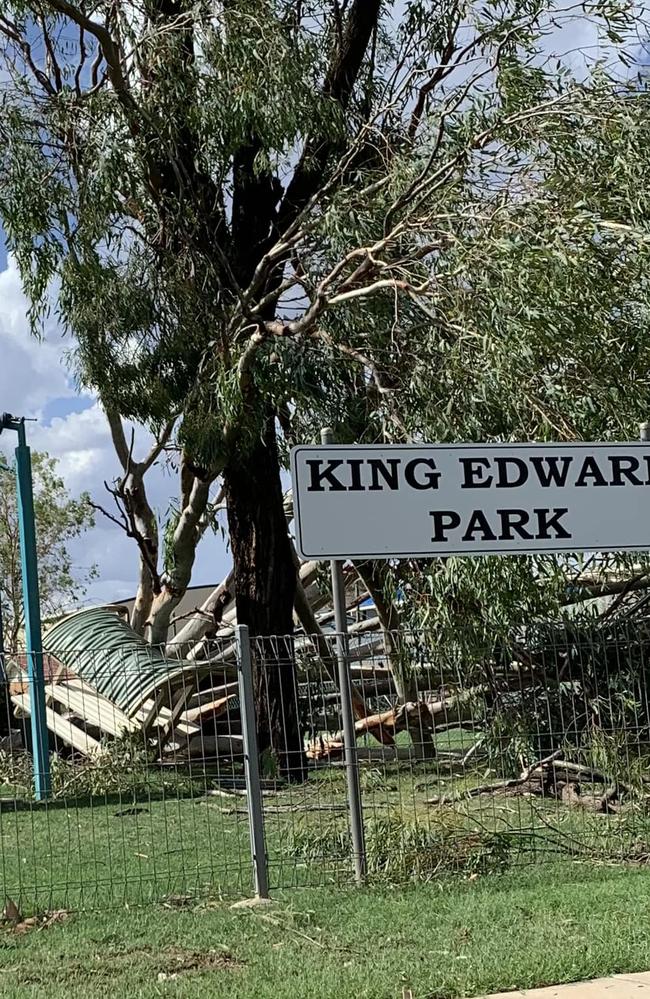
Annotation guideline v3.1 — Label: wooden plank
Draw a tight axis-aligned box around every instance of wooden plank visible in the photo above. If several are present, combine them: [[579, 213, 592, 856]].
[[134, 699, 200, 737], [140, 686, 169, 733], [11, 693, 103, 756], [188, 682, 239, 708], [161, 681, 196, 744], [45, 681, 135, 738], [181, 694, 238, 726]]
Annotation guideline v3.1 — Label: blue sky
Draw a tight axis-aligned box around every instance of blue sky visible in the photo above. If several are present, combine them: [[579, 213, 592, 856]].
[[0, 225, 231, 608]]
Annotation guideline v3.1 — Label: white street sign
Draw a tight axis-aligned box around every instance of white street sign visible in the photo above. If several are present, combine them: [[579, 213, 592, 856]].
[[291, 443, 650, 560]]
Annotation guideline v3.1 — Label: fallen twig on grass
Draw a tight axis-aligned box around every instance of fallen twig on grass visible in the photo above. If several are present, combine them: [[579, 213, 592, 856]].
[[427, 750, 563, 806], [203, 787, 278, 800], [204, 802, 349, 816], [246, 908, 364, 957]]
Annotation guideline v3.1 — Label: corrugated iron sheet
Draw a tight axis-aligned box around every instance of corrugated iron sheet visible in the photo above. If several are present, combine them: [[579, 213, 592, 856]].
[[43, 607, 193, 717]]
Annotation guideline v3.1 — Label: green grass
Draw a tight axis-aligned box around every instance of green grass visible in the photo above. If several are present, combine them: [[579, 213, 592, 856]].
[[4, 751, 650, 912], [4, 737, 650, 996], [3, 750, 650, 997], [0, 794, 255, 909], [3, 862, 650, 998]]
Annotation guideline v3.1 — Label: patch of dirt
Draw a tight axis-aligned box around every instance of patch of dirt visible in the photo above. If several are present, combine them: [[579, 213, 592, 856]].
[[155, 945, 243, 978], [12, 945, 243, 986]]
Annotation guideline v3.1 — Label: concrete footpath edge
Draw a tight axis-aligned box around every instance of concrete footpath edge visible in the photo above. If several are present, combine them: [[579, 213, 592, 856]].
[[476, 971, 650, 998]]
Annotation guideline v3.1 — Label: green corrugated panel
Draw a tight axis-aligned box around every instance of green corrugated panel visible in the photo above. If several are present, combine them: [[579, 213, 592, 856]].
[[43, 607, 192, 716]]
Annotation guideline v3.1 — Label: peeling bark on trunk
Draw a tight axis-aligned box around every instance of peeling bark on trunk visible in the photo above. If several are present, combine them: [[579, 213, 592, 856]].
[[131, 568, 155, 638], [148, 469, 212, 647], [223, 417, 306, 781], [120, 470, 159, 635]]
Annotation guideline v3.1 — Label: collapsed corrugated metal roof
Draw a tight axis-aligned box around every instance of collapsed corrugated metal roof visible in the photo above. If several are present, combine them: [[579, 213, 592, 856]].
[[43, 607, 193, 716]]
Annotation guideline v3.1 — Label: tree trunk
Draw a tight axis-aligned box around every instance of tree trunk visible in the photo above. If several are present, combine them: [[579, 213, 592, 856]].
[[166, 570, 234, 657], [223, 416, 306, 781], [121, 469, 159, 637], [131, 565, 154, 638], [148, 467, 212, 647]]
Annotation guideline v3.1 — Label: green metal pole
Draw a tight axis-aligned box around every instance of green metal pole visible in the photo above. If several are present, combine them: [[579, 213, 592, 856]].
[[14, 420, 51, 800]]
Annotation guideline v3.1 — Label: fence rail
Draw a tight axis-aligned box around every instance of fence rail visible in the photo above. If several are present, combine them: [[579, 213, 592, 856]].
[[2, 619, 650, 911]]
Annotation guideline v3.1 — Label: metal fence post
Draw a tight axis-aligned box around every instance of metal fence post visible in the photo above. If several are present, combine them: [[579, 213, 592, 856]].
[[236, 624, 269, 899], [321, 428, 366, 883]]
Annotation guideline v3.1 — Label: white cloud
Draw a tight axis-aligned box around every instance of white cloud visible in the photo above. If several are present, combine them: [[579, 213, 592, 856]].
[[0, 257, 74, 415], [0, 255, 230, 606], [28, 401, 231, 604], [31, 403, 132, 497]]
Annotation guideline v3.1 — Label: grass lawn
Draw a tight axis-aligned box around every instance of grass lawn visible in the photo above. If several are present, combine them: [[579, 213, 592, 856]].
[[2, 862, 650, 998], [4, 738, 650, 997], [1, 785, 645, 912], [4, 753, 650, 911]]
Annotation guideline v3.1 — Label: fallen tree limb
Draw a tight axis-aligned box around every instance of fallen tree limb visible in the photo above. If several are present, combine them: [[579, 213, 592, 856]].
[[203, 803, 349, 816], [534, 758, 647, 787], [427, 750, 563, 806], [308, 699, 436, 760]]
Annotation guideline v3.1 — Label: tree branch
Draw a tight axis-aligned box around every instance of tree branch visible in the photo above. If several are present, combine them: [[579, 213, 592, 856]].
[[141, 417, 176, 473], [90, 480, 161, 595], [44, 0, 135, 108], [278, 0, 382, 230], [103, 404, 130, 471], [0, 14, 57, 95]]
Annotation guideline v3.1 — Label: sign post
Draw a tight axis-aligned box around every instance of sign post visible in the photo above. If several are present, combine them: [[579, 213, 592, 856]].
[[321, 428, 366, 883], [292, 442, 650, 561]]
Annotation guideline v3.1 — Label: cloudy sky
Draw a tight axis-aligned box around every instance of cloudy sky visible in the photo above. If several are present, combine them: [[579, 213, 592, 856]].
[[0, 239, 231, 607]]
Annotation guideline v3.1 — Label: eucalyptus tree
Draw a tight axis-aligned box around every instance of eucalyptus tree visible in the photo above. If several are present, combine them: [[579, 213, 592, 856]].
[[1, 0, 649, 772]]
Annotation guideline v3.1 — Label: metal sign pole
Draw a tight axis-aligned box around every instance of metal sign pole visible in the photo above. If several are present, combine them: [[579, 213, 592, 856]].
[[236, 624, 269, 899], [320, 429, 366, 883], [0, 414, 50, 800]]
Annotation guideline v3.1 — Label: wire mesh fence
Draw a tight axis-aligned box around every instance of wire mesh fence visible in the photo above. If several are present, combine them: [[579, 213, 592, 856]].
[[0, 637, 253, 911], [3, 617, 650, 912], [247, 619, 650, 890]]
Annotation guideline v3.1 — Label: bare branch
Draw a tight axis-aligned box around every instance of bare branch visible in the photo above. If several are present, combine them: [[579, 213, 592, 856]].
[[91, 478, 162, 594], [408, 15, 460, 140], [327, 276, 430, 306], [103, 404, 130, 471], [45, 0, 137, 114], [0, 14, 57, 95], [141, 417, 177, 474], [38, 12, 63, 92], [87, 495, 128, 534]]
